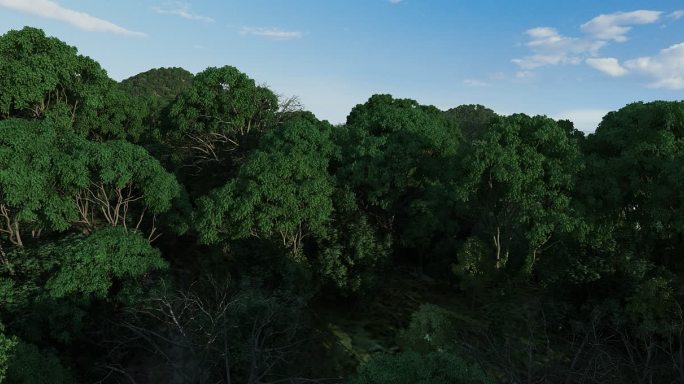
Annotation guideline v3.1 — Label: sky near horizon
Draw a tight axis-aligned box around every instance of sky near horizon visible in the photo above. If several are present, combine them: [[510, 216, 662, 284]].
[[1, 1, 683, 132]]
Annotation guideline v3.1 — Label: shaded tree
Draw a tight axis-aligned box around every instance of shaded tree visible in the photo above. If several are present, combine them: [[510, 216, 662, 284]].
[[350, 351, 492, 384], [444, 104, 498, 141], [195, 117, 336, 256], [167, 66, 278, 176], [120, 67, 194, 142], [0, 27, 145, 141], [335, 95, 462, 264], [459, 114, 583, 274], [582, 101, 684, 269]]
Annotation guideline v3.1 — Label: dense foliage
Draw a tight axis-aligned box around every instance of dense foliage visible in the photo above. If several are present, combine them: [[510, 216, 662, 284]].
[[1, 26, 683, 384]]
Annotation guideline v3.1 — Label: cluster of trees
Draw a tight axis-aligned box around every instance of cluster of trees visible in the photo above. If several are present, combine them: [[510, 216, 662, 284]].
[[1, 26, 684, 383]]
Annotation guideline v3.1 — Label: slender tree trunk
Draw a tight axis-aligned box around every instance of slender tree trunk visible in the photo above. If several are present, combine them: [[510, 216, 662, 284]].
[[494, 226, 502, 269], [224, 316, 231, 384], [13, 220, 22, 247], [0, 241, 13, 275]]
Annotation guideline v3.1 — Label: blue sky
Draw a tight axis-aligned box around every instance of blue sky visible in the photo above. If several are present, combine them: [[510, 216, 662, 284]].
[[1, 0, 683, 132]]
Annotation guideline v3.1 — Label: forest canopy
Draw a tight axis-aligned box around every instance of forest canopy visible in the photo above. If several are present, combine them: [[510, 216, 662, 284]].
[[1, 26, 684, 384]]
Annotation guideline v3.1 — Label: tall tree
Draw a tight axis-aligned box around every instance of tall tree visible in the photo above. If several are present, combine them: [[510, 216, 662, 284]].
[[0, 114, 89, 250], [195, 116, 336, 256], [459, 114, 583, 274], [0, 27, 146, 141], [0, 111, 180, 257], [335, 94, 462, 261], [582, 101, 684, 269], [167, 66, 278, 176]]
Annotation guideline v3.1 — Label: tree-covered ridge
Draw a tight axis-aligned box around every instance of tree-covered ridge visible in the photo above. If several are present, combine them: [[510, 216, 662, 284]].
[[119, 67, 194, 144], [120, 67, 194, 101], [1, 26, 684, 384]]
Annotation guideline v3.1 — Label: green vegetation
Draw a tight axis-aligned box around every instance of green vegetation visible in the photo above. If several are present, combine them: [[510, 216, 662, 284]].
[[1, 26, 684, 383]]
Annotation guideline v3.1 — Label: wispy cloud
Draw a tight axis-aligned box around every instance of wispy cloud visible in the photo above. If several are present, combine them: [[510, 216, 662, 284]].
[[240, 27, 303, 40], [669, 10, 684, 20], [388, 0, 403, 4], [624, 42, 684, 89], [513, 9, 664, 77], [0, 0, 145, 36], [152, 2, 213, 23], [586, 58, 628, 77], [580, 42, 684, 89], [512, 27, 604, 69], [515, 71, 535, 79], [580, 10, 661, 42], [575, 11, 684, 88], [463, 78, 491, 87], [463, 72, 507, 87]]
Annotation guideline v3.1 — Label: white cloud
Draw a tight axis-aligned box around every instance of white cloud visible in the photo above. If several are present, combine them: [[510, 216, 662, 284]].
[[514, 9, 664, 78], [669, 10, 684, 20], [515, 70, 535, 79], [388, 0, 403, 3], [586, 57, 628, 77], [240, 27, 303, 40], [554, 109, 609, 133], [581, 10, 661, 42], [524, 27, 600, 54], [152, 2, 214, 23], [0, 0, 145, 36], [512, 55, 557, 69], [624, 42, 684, 89], [512, 27, 604, 69], [463, 79, 491, 87]]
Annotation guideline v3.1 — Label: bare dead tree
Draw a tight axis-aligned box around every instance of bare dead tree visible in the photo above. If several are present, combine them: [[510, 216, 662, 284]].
[[74, 182, 160, 241], [179, 95, 276, 172], [181, 130, 240, 167], [106, 280, 330, 384], [0, 203, 23, 247], [276, 94, 305, 124], [455, 300, 683, 384]]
